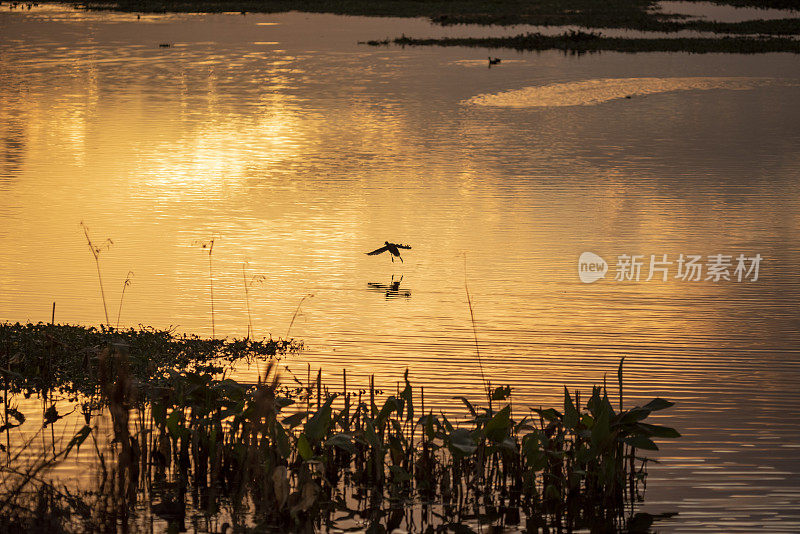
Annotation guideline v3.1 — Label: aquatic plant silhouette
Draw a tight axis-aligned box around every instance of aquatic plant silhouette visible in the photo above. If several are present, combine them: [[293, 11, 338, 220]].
[[193, 237, 217, 338], [286, 293, 314, 339], [0, 322, 680, 533], [464, 255, 492, 408], [241, 261, 265, 339], [80, 222, 113, 326], [115, 271, 134, 330]]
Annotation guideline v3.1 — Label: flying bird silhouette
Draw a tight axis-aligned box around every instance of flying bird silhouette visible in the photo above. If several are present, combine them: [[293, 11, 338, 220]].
[[366, 241, 411, 263]]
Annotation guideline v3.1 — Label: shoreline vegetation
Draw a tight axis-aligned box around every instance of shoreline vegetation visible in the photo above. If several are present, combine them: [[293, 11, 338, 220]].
[[0, 322, 680, 532], [369, 31, 800, 54], [59, 0, 800, 53]]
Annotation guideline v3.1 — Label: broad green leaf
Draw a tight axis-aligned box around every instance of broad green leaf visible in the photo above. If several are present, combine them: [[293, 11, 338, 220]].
[[272, 421, 291, 459], [297, 432, 314, 461], [449, 428, 477, 456], [636, 422, 681, 438], [377, 396, 398, 426], [624, 435, 659, 451], [305, 394, 337, 443], [591, 405, 610, 447], [166, 409, 183, 438], [325, 433, 355, 454], [643, 398, 674, 412], [533, 408, 562, 422], [617, 407, 651, 425], [282, 411, 308, 429], [563, 387, 579, 429], [484, 405, 512, 443]]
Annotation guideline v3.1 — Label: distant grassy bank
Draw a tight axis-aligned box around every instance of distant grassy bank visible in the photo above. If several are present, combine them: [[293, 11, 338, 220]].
[[66, 0, 800, 53], [375, 30, 800, 54], [68, 0, 799, 34]]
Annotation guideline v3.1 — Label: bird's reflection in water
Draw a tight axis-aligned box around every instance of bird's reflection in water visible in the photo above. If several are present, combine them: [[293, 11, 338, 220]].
[[367, 275, 411, 299]]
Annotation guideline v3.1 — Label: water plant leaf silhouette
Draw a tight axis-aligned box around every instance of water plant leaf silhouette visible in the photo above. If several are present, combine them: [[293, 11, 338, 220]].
[[325, 433, 356, 454], [643, 398, 675, 412], [282, 412, 308, 429], [401, 369, 413, 421], [455, 396, 478, 419], [624, 435, 659, 451], [564, 387, 579, 429], [534, 408, 562, 422], [591, 405, 611, 448], [63, 424, 92, 458], [305, 394, 337, 443], [484, 405, 512, 443], [449, 428, 478, 457], [297, 433, 314, 461], [636, 422, 681, 438], [491, 385, 511, 401]]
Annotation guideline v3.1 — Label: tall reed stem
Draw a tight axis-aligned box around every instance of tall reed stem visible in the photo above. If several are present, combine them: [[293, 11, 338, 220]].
[[242, 262, 253, 339], [463, 255, 491, 406], [81, 222, 111, 326], [208, 240, 215, 339], [116, 271, 133, 330]]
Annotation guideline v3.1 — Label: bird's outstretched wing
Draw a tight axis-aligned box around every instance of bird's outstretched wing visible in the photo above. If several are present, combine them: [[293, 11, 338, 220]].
[[395, 243, 412, 250], [366, 245, 389, 255]]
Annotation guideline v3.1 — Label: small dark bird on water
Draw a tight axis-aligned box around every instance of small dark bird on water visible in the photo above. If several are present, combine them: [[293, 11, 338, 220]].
[[366, 241, 411, 263], [488, 57, 501, 66]]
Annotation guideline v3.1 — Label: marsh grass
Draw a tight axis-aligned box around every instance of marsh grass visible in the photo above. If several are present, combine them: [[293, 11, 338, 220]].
[[379, 30, 800, 54], [0, 321, 679, 532], [286, 293, 314, 340], [69, 0, 800, 37], [242, 261, 266, 340], [80, 222, 113, 326], [193, 237, 218, 338], [116, 271, 134, 330]]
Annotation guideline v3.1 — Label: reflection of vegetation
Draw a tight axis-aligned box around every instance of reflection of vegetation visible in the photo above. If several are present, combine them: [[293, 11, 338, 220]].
[[0, 323, 679, 532], [374, 31, 800, 54]]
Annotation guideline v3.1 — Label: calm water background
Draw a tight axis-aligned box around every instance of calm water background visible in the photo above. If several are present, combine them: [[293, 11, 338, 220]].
[[2, 4, 800, 531]]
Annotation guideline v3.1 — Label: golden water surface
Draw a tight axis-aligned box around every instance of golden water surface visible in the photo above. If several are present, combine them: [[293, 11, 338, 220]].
[[2, 4, 800, 531]]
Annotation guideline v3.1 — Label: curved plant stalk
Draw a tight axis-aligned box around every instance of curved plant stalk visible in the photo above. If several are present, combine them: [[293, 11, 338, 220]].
[[116, 271, 134, 330], [80, 222, 113, 326]]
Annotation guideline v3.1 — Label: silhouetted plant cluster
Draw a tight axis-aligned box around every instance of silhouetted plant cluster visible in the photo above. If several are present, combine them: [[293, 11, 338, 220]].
[[0, 322, 297, 398], [0, 325, 679, 532]]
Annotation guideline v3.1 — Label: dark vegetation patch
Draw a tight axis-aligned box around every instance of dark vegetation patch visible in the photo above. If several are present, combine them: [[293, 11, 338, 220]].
[[379, 30, 800, 54], [68, 0, 800, 35], [0, 323, 680, 532]]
